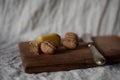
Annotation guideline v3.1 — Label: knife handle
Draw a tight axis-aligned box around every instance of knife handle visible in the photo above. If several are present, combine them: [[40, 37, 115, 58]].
[[88, 44, 106, 65]]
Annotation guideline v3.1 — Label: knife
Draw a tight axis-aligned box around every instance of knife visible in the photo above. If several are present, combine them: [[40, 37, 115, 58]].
[[82, 33, 106, 65]]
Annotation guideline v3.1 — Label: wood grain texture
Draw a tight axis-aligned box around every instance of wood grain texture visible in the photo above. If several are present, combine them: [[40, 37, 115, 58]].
[[19, 35, 120, 73]]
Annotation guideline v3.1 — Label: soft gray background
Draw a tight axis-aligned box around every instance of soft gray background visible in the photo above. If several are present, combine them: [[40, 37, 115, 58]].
[[0, 0, 120, 80]]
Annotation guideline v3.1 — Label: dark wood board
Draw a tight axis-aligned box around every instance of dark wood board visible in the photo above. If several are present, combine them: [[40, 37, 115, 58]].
[[19, 35, 120, 73]]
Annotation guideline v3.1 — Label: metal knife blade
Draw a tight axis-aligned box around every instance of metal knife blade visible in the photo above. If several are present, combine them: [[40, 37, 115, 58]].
[[82, 34, 93, 43], [82, 33, 106, 65]]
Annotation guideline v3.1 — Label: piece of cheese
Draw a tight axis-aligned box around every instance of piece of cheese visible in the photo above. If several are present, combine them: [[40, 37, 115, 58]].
[[37, 33, 60, 46]]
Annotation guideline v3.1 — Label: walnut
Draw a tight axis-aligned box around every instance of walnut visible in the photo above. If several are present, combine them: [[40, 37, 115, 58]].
[[40, 40, 57, 54], [62, 32, 78, 49]]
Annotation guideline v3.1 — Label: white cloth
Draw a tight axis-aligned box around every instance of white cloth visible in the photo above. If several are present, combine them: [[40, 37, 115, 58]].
[[0, 0, 120, 80]]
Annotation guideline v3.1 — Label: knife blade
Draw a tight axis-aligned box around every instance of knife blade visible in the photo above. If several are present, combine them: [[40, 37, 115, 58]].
[[82, 33, 106, 65]]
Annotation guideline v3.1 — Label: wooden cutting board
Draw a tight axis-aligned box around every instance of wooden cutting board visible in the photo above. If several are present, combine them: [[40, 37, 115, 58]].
[[19, 35, 120, 73]]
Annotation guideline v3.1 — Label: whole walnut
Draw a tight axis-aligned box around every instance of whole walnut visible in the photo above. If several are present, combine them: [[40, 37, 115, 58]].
[[62, 32, 78, 49], [40, 40, 57, 54]]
